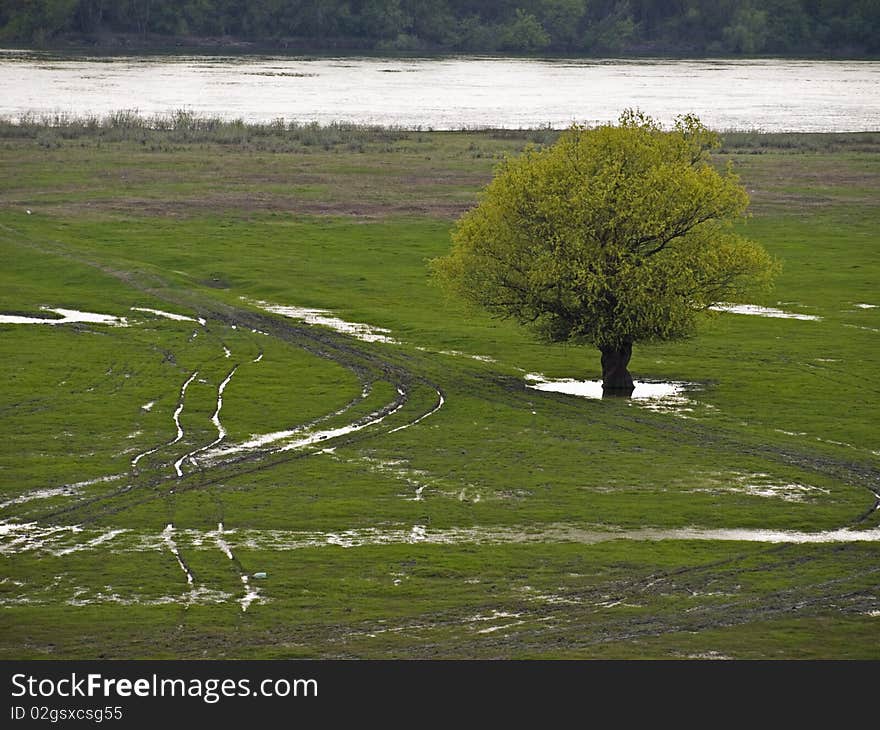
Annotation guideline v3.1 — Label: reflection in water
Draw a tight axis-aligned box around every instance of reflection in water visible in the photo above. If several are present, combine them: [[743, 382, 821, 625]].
[[709, 303, 822, 320], [5, 520, 880, 557], [1, 53, 878, 131], [525, 374, 688, 401], [0, 307, 127, 326], [249, 298, 398, 344], [130, 306, 205, 325]]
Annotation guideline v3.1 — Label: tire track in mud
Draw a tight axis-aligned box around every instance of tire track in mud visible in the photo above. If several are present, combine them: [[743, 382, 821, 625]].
[[488, 369, 880, 650], [430, 373, 880, 644], [131, 370, 199, 470], [35, 383, 415, 526], [10, 223, 874, 636], [303, 543, 879, 658], [498, 370, 880, 605], [636, 412, 880, 525], [0, 221, 444, 524], [174, 364, 238, 477], [503, 568, 880, 656], [9, 287, 429, 601], [161, 523, 195, 586], [17, 297, 441, 527], [494, 372, 880, 526], [159, 542, 878, 658], [389, 389, 445, 434], [210, 522, 262, 612]]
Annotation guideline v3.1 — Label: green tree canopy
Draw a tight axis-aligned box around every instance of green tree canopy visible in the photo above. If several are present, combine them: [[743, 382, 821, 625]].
[[2, 1, 877, 55], [432, 111, 779, 391]]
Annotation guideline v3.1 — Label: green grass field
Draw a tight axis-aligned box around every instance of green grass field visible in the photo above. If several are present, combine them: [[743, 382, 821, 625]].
[[1, 124, 878, 658]]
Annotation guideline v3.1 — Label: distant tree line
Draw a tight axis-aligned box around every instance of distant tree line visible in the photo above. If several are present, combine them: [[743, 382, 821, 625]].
[[1, 1, 877, 56]]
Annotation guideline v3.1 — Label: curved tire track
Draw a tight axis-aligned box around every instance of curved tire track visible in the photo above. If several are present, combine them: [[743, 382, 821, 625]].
[[29, 292, 443, 526], [130, 370, 199, 470]]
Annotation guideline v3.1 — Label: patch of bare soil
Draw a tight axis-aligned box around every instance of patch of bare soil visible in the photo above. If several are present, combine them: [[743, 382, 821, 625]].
[[35, 195, 474, 220]]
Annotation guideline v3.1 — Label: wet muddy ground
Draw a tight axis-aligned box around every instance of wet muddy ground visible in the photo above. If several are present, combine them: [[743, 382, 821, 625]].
[[0, 129, 878, 658]]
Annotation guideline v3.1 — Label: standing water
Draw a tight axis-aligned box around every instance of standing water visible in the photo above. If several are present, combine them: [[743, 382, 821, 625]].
[[1, 52, 879, 131]]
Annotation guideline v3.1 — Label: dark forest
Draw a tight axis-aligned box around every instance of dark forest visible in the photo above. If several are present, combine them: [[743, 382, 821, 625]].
[[1, 1, 878, 55]]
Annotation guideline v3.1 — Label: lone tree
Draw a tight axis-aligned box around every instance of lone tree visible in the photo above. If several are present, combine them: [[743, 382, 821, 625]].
[[432, 111, 778, 393]]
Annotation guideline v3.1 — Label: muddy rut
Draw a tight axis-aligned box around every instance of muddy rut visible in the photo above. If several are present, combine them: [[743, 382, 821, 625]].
[[2, 221, 878, 642]]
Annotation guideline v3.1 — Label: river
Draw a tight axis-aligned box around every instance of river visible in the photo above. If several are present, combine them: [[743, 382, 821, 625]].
[[1, 50, 878, 131]]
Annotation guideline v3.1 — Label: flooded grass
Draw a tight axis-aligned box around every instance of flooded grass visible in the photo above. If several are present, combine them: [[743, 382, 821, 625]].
[[708, 303, 822, 320], [250, 298, 399, 344], [0, 128, 878, 658], [0, 306, 128, 326], [524, 373, 693, 402], [0, 112, 412, 151]]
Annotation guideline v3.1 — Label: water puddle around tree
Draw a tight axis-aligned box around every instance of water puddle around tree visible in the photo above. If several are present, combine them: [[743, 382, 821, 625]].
[[525, 373, 691, 402]]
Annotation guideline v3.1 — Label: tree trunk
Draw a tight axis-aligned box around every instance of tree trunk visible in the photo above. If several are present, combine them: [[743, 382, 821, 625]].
[[600, 343, 634, 395]]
